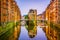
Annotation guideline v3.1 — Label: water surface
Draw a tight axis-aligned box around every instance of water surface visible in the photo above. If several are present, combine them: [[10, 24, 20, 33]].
[[18, 26, 47, 40]]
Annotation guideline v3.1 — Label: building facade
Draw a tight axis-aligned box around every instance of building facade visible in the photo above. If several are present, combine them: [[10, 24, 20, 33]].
[[37, 11, 46, 27], [0, 0, 21, 26]]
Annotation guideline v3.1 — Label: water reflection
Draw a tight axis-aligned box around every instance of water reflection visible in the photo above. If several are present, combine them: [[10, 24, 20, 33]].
[[18, 26, 47, 40], [28, 20, 37, 38]]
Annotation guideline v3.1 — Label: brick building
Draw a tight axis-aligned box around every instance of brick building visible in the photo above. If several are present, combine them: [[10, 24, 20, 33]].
[[0, 0, 21, 26]]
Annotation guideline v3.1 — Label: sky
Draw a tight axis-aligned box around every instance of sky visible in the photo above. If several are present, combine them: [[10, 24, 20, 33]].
[[15, 0, 50, 16]]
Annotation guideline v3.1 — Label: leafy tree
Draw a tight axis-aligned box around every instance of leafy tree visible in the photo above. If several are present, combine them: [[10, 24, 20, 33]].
[[24, 15, 28, 19]]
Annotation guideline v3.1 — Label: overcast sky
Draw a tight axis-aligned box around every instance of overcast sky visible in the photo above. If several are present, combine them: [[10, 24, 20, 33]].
[[15, 0, 50, 16]]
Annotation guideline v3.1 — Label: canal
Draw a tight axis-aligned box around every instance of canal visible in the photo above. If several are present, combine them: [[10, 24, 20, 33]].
[[18, 26, 47, 40]]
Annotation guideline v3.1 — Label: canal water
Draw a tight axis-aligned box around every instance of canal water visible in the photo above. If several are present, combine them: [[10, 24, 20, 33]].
[[18, 26, 47, 40]]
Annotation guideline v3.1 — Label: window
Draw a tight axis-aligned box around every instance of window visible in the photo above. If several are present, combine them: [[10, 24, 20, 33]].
[[58, 0, 60, 2], [6, 0, 8, 2], [2, 13, 8, 16]]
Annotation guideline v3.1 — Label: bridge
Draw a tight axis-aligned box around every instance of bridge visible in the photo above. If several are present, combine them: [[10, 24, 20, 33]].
[[19, 19, 60, 32]]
